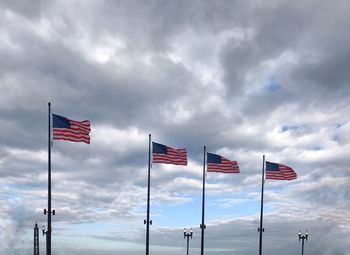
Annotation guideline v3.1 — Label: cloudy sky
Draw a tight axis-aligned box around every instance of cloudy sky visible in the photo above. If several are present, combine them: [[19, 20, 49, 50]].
[[1, 0, 350, 254]]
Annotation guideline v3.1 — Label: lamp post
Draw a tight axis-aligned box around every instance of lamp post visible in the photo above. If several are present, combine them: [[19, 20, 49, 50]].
[[184, 228, 193, 255], [298, 230, 309, 255]]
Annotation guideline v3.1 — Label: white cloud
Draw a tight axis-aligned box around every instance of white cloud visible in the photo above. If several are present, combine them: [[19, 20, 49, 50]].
[[1, 0, 350, 254]]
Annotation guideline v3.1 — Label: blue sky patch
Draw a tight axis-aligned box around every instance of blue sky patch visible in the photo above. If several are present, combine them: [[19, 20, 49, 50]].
[[264, 82, 281, 93]]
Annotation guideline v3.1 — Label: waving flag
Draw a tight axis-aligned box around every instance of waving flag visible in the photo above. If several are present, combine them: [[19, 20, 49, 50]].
[[52, 114, 91, 144], [207, 153, 240, 173], [266, 161, 297, 180], [152, 142, 187, 165]]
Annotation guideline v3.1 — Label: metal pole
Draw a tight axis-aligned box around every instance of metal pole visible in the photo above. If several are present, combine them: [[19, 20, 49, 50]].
[[186, 235, 189, 255], [145, 134, 151, 255], [301, 238, 304, 255], [200, 146, 206, 255], [47, 102, 52, 255], [258, 155, 265, 255]]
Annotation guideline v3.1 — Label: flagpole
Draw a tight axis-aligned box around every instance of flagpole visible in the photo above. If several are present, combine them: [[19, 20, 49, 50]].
[[145, 134, 152, 255], [47, 102, 52, 255], [258, 155, 265, 255], [200, 146, 206, 255]]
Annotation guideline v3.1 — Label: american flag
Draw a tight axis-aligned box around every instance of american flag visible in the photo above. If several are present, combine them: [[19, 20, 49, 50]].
[[152, 142, 187, 165], [52, 114, 91, 144], [207, 153, 240, 173], [266, 161, 297, 180]]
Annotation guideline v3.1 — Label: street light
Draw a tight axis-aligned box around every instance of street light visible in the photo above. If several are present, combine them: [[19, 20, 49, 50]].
[[298, 230, 309, 255], [42, 226, 47, 236], [184, 228, 193, 255]]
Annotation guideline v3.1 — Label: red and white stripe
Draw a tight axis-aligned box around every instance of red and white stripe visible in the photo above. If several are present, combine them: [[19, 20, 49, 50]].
[[207, 158, 240, 173], [53, 119, 91, 144], [266, 164, 297, 180], [153, 148, 187, 165]]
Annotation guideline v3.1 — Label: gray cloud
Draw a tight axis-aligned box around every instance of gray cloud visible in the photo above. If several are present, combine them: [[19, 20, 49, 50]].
[[1, 0, 350, 254]]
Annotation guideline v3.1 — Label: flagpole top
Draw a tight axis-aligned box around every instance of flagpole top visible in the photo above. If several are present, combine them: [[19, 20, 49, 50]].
[[48, 102, 51, 106]]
